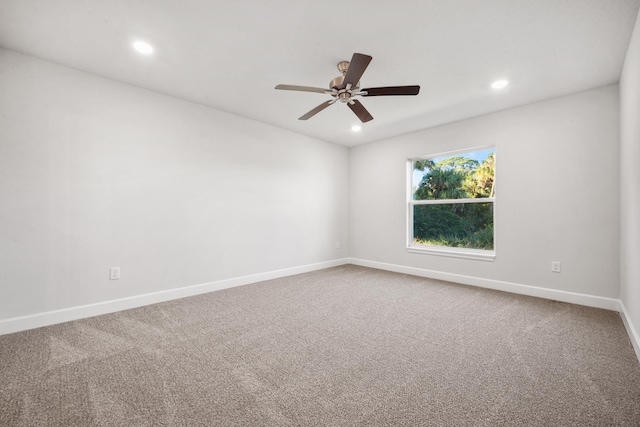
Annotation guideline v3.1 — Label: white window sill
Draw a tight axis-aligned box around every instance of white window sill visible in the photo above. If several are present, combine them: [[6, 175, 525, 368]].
[[407, 246, 495, 261]]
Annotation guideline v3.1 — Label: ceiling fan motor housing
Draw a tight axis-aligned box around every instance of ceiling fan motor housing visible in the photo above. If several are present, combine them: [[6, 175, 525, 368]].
[[330, 75, 345, 90], [332, 61, 360, 89], [331, 61, 360, 102]]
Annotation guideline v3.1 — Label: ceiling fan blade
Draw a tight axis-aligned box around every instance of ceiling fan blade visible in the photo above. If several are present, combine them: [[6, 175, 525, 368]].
[[361, 85, 420, 96], [347, 99, 373, 123], [298, 100, 336, 120], [343, 53, 372, 89], [275, 84, 330, 94]]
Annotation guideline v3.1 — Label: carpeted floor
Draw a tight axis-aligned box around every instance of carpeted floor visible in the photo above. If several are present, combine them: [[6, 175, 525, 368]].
[[1, 265, 639, 426]]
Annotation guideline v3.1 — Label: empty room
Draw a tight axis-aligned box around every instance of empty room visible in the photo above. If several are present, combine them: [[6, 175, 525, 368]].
[[1, 1, 640, 425]]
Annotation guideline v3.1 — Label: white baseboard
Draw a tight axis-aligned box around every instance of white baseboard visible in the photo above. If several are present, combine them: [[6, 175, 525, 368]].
[[348, 258, 620, 311], [619, 300, 640, 362], [2, 256, 632, 361], [0, 258, 350, 336]]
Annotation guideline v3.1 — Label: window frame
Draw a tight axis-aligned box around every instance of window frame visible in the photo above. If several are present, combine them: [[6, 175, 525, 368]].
[[406, 146, 496, 261]]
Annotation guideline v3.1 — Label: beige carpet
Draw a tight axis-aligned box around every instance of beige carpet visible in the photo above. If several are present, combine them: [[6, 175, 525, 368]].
[[1, 265, 639, 426]]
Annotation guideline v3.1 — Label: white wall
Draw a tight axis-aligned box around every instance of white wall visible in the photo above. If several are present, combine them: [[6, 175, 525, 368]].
[[0, 48, 349, 321], [620, 11, 640, 351], [350, 86, 620, 300]]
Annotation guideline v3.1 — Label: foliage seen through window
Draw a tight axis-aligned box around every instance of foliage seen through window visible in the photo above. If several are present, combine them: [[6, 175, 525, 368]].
[[410, 149, 495, 251]]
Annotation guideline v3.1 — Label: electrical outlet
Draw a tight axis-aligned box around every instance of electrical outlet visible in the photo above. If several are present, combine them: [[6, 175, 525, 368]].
[[335, 241, 341, 250], [109, 267, 121, 280], [551, 261, 561, 273]]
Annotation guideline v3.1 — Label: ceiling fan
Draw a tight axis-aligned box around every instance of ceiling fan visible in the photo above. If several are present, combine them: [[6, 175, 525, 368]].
[[275, 53, 420, 123]]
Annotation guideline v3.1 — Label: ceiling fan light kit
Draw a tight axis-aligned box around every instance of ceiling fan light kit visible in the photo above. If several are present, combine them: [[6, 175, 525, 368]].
[[275, 53, 420, 123]]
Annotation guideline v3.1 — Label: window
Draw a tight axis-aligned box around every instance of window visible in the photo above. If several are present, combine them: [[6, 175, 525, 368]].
[[407, 147, 495, 260]]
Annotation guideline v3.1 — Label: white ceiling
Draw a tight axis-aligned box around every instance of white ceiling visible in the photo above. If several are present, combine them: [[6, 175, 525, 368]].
[[1, 0, 639, 147]]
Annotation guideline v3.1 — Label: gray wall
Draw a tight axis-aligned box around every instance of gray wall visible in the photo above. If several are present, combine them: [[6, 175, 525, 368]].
[[620, 11, 640, 347], [0, 49, 349, 320], [350, 85, 620, 299]]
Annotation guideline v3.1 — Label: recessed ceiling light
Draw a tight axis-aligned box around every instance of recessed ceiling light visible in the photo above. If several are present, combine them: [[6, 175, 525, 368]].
[[351, 125, 362, 132], [133, 40, 154, 55], [491, 79, 509, 90]]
